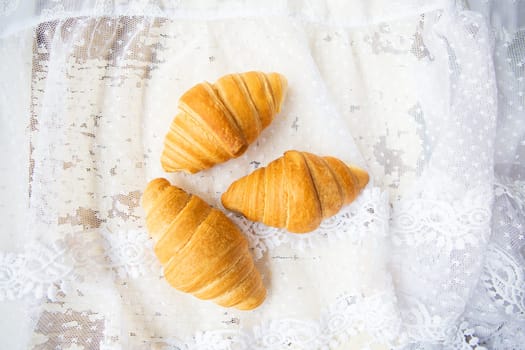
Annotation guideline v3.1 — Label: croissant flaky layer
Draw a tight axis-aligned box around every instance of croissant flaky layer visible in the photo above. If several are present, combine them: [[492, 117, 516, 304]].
[[161, 71, 288, 173], [142, 178, 266, 310], [221, 151, 370, 233]]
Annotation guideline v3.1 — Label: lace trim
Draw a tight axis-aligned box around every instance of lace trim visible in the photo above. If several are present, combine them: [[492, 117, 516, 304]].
[[390, 188, 492, 250], [0, 230, 161, 301], [100, 292, 401, 350], [229, 187, 387, 259], [0, 185, 401, 349], [0, 187, 387, 301], [389, 185, 494, 344], [447, 320, 487, 350], [401, 299, 458, 343], [482, 245, 525, 319], [400, 305, 489, 349]]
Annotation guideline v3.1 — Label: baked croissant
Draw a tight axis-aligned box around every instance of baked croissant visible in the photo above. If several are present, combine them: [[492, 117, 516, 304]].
[[142, 178, 266, 310], [221, 151, 369, 233], [161, 71, 288, 173]]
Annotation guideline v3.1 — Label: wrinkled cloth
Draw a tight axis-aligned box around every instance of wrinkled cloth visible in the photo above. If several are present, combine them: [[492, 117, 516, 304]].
[[0, 1, 523, 349]]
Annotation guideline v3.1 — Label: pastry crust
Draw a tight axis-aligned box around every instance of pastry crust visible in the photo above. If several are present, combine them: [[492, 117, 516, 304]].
[[161, 72, 287, 173], [142, 178, 266, 310], [221, 151, 370, 233]]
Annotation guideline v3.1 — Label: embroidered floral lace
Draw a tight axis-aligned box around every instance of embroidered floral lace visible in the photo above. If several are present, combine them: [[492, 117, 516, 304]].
[[0, 0, 523, 349]]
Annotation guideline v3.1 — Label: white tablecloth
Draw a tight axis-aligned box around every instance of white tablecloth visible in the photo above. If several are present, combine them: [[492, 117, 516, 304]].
[[0, 1, 523, 349]]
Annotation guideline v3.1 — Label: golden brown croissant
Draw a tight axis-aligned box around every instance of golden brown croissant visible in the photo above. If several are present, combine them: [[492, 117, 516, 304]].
[[221, 151, 369, 233], [161, 71, 288, 173], [142, 178, 266, 310]]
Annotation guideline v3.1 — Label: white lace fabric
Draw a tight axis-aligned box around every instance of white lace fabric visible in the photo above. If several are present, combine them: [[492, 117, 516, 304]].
[[0, 0, 523, 349]]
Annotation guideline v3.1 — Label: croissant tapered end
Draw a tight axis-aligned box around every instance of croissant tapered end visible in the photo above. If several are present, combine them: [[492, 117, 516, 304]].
[[347, 165, 370, 191], [142, 178, 171, 213], [222, 151, 369, 233], [160, 71, 287, 174], [221, 180, 250, 220], [235, 286, 267, 310], [142, 178, 266, 310]]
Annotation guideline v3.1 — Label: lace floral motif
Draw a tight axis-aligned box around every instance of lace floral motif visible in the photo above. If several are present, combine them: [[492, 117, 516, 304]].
[[391, 188, 494, 345], [400, 310, 488, 349], [0, 252, 28, 300], [0, 230, 160, 301], [390, 189, 492, 251], [0, 182, 380, 302], [0, 240, 80, 301], [229, 188, 388, 260], [400, 299, 458, 343], [482, 245, 525, 318], [101, 229, 160, 279], [3, 0, 517, 348], [247, 293, 400, 349], [448, 321, 487, 350], [142, 292, 401, 350], [455, 180, 525, 350], [0, 188, 387, 300]]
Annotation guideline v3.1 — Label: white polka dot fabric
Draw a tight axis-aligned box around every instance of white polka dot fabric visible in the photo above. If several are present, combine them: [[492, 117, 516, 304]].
[[0, 1, 523, 349]]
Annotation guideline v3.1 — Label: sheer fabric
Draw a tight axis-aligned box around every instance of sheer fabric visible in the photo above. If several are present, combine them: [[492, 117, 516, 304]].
[[0, 1, 523, 349]]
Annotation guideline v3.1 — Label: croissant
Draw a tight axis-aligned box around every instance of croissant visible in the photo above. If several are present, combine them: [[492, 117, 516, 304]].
[[142, 178, 266, 310], [161, 71, 288, 173], [221, 151, 369, 233]]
